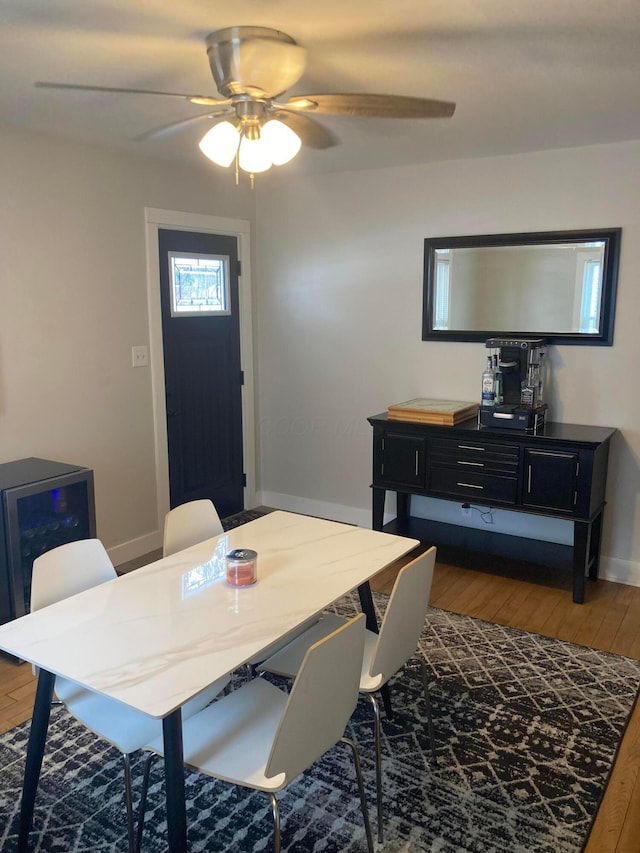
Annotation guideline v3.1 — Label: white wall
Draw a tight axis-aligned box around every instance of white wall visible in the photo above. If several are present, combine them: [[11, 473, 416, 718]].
[[2, 125, 638, 585], [255, 140, 640, 585], [0, 126, 255, 560]]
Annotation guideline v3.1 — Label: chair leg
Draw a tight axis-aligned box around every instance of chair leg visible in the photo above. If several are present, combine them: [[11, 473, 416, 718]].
[[366, 692, 385, 844], [135, 752, 156, 853], [268, 792, 281, 853], [340, 737, 374, 853], [419, 658, 438, 765]]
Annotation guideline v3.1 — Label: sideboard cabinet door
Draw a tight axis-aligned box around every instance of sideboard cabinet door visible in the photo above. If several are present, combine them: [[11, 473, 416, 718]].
[[376, 432, 426, 489], [522, 448, 578, 513]]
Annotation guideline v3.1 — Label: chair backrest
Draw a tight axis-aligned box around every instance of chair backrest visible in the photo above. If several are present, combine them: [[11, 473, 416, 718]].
[[163, 499, 224, 557], [368, 546, 436, 684], [266, 614, 365, 783], [31, 538, 117, 611]]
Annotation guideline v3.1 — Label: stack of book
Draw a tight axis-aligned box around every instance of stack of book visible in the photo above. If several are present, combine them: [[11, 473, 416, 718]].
[[387, 398, 479, 425]]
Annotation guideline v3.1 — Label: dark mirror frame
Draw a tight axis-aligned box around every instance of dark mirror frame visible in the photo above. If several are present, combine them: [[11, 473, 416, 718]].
[[422, 228, 621, 345]]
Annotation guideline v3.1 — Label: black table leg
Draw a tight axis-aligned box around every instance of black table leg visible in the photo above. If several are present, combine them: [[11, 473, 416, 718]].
[[18, 668, 55, 852], [358, 581, 394, 721], [163, 709, 187, 853], [358, 580, 378, 635]]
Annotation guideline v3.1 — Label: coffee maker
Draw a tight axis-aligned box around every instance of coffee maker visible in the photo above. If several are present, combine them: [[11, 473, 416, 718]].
[[479, 337, 548, 432]]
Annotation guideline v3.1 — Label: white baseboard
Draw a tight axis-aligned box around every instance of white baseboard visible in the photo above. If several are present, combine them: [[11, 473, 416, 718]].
[[258, 491, 372, 528], [258, 491, 640, 588], [106, 530, 163, 568], [105, 493, 640, 590], [106, 496, 369, 568], [600, 556, 640, 588]]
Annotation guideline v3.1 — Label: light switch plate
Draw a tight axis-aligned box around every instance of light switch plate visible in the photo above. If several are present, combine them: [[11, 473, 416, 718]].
[[132, 345, 149, 367]]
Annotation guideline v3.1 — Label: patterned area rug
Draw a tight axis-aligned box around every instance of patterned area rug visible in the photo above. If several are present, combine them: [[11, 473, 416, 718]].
[[1, 593, 639, 852], [221, 508, 271, 531]]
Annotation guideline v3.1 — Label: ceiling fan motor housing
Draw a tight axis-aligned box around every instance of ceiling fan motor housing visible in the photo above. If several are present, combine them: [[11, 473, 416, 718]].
[[205, 26, 307, 99]]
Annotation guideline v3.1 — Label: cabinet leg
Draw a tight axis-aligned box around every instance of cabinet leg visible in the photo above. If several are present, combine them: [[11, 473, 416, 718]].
[[396, 492, 410, 521], [572, 521, 591, 604], [372, 488, 385, 531], [588, 512, 603, 581]]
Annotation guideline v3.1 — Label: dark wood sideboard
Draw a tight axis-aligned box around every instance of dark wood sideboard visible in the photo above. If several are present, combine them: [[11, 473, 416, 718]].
[[368, 413, 616, 603]]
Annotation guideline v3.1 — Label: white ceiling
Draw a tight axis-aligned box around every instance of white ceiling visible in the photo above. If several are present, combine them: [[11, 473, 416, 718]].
[[1, 0, 640, 176]]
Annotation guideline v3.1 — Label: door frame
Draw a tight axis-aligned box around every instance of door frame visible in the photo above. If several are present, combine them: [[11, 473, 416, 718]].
[[144, 208, 256, 532]]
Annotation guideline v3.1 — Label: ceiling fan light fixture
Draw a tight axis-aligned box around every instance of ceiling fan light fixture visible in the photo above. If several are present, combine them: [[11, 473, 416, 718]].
[[261, 119, 302, 165], [238, 134, 273, 173], [198, 121, 240, 167]]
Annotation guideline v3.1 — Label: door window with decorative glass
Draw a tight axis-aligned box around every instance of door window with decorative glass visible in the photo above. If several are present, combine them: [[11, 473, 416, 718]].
[[169, 252, 231, 317]]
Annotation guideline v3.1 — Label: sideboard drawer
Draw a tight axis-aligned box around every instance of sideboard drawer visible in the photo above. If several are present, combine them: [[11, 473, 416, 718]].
[[430, 437, 519, 475], [428, 465, 518, 504]]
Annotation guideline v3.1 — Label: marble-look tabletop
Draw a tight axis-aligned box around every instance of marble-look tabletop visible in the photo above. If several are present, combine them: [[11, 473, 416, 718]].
[[0, 511, 418, 718]]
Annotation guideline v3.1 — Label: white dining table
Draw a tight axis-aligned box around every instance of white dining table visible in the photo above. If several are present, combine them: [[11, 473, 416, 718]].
[[0, 510, 419, 852]]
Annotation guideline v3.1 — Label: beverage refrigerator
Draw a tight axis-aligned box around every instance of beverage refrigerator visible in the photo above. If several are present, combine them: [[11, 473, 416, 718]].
[[0, 458, 96, 636]]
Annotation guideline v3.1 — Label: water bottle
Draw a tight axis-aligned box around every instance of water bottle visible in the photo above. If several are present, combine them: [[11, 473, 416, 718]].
[[481, 356, 495, 407]]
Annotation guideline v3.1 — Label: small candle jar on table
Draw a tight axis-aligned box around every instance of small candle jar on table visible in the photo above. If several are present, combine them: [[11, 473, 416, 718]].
[[226, 549, 258, 586]]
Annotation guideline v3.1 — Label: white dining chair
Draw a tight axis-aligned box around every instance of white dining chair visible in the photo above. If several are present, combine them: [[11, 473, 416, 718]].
[[137, 614, 374, 853], [258, 546, 438, 843], [31, 538, 230, 853], [162, 498, 224, 557]]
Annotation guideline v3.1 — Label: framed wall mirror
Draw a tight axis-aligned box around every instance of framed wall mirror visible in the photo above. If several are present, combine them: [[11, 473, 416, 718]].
[[422, 228, 621, 345]]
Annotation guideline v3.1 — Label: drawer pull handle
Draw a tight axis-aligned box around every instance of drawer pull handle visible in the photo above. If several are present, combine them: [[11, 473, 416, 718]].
[[529, 450, 575, 459], [415, 451, 419, 476], [457, 482, 484, 490], [457, 461, 484, 467], [458, 444, 485, 452]]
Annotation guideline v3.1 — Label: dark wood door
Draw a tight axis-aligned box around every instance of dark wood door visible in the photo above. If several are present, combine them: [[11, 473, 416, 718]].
[[159, 229, 244, 517]]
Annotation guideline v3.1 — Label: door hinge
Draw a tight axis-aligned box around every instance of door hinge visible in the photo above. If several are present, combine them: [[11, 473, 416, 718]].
[[237, 260, 242, 277], [240, 370, 245, 385], [243, 473, 247, 487]]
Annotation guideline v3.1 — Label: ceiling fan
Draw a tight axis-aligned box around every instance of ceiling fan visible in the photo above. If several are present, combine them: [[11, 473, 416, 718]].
[[36, 26, 456, 177]]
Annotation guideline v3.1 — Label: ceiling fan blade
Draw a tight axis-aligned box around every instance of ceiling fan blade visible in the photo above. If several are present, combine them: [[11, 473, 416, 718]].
[[285, 92, 456, 119], [135, 111, 231, 142], [272, 110, 339, 150], [35, 81, 230, 107]]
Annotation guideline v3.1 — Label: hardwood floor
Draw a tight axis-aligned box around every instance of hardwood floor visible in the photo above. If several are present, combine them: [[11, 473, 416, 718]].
[[1, 549, 639, 851], [0, 655, 38, 735]]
